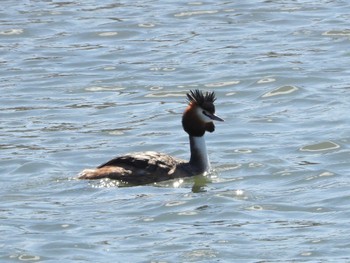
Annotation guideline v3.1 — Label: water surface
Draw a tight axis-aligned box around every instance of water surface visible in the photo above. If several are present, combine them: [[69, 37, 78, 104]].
[[1, 0, 350, 262]]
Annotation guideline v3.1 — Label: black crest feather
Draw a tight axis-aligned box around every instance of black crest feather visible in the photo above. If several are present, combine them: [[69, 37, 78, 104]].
[[186, 89, 216, 109], [183, 89, 219, 136]]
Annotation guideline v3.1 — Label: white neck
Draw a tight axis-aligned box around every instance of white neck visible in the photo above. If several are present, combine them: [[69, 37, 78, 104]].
[[189, 136, 210, 173]]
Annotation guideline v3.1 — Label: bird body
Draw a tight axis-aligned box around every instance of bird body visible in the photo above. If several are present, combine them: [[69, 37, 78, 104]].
[[78, 90, 224, 185]]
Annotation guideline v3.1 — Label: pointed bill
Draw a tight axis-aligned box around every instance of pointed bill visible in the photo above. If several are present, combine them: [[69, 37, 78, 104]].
[[205, 112, 224, 122]]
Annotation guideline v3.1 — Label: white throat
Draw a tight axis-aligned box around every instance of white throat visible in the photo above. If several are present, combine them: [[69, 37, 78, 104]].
[[189, 136, 210, 173]]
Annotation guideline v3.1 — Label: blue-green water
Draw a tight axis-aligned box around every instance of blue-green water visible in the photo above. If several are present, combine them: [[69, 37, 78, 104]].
[[1, 0, 350, 262]]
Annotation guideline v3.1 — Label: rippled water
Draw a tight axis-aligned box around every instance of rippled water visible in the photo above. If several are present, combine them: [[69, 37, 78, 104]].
[[1, 0, 350, 262]]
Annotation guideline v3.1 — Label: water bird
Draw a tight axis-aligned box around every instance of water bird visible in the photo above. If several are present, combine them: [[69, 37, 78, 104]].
[[78, 89, 224, 185]]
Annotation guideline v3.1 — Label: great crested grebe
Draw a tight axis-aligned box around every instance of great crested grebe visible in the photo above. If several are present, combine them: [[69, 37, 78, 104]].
[[78, 89, 224, 185]]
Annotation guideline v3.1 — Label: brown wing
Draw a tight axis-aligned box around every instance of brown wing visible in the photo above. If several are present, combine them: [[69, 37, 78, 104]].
[[79, 151, 189, 185]]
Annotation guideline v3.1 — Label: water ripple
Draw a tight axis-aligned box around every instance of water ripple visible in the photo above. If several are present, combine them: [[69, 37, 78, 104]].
[[1, 0, 350, 262], [300, 141, 340, 152]]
